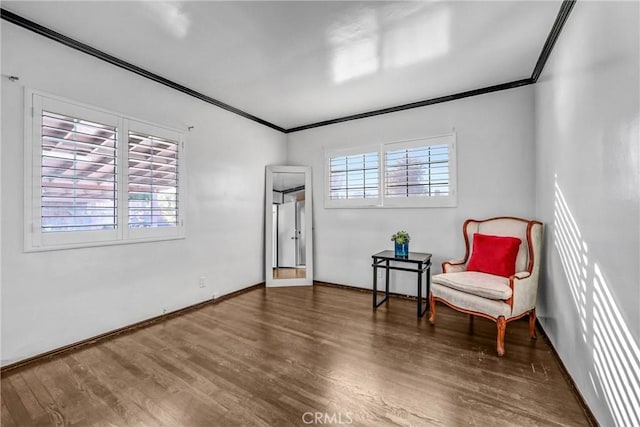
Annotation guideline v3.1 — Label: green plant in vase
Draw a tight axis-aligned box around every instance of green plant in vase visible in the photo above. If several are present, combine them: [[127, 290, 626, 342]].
[[391, 230, 410, 257]]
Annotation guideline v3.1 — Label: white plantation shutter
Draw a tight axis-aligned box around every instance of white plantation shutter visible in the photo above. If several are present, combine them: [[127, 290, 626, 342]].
[[382, 135, 457, 207], [329, 152, 379, 199], [128, 131, 179, 229], [384, 144, 450, 198], [40, 111, 118, 232], [325, 147, 381, 207]]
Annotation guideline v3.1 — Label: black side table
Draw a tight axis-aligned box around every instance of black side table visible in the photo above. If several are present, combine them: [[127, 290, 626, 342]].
[[371, 250, 432, 317]]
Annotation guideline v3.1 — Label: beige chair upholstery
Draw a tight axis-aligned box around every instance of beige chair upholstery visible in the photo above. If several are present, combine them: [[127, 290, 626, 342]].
[[429, 217, 543, 356]]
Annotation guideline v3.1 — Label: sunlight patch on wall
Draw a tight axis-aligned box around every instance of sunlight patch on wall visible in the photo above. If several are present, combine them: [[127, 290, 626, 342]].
[[615, 114, 640, 200], [554, 176, 640, 426], [592, 264, 640, 426], [554, 177, 589, 342]]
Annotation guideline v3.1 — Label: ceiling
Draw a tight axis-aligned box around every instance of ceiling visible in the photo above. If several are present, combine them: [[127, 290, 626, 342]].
[[2, 1, 562, 130]]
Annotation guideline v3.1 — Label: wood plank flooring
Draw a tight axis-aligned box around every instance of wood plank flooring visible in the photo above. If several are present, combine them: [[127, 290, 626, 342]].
[[1, 285, 591, 426], [273, 268, 306, 279]]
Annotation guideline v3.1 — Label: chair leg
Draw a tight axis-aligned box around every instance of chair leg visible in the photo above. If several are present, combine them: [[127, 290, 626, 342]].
[[497, 316, 506, 356], [529, 308, 537, 340], [428, 293, 436, 324], [468, 314, 474, 334]]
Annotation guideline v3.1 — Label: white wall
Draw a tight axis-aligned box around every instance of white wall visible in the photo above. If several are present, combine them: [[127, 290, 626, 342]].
[[534, 2, 640, 425], [1, 24, 287, 366], [288, 86, 536, 295]]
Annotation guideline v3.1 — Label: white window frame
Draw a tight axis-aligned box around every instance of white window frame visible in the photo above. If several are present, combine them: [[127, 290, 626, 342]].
[[324, 134, 457, 209], [24, 89, 186, 251]]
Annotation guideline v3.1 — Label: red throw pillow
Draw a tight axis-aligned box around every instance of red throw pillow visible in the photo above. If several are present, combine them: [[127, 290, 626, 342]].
[[466, 233, 522, 277]]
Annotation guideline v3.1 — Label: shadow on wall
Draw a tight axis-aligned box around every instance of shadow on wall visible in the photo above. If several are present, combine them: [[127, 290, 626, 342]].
[[554, 175, 640, 426]]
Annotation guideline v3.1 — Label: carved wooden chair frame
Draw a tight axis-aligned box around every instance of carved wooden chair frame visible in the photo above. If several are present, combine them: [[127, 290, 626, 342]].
[[429, 217, 543, 356]]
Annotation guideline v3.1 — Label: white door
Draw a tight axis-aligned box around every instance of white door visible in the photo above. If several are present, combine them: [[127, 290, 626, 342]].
[[278, 202, 296, 267], [272, 205, 278, 267]]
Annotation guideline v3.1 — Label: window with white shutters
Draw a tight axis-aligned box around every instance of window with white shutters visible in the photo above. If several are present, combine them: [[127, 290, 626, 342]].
[[26, 90, 185, 251], [325, 135, 456, 208]]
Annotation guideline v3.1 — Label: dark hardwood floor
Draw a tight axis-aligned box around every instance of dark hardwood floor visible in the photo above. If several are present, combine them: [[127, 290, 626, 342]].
[[1, 285, 591, 426], [273, 267, 306, 279]]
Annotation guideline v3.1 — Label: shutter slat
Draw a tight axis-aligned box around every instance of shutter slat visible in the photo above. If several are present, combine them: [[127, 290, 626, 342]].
[[42, 136, 116, 152], [128, 152, 178, 163], [128, 141, 178, 154]]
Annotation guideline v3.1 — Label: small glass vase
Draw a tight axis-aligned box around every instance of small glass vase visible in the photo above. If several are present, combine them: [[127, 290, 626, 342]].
[[394, 242, 409, 258]]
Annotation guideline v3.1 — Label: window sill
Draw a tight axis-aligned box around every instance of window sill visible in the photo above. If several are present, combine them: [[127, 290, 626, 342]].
[[24, 235, 186, 253], [324, 197, 457, 209]]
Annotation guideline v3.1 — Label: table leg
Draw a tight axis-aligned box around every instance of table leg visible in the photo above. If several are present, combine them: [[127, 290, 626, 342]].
[[417, 262, 428, 317], [385, 260, 390, 300], [372, 259, 389, 308], [372, 260, 377, 308]]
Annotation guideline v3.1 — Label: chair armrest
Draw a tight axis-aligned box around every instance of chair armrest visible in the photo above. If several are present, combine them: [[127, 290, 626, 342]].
[[509, 272, 538, 317], [442, 259, 466, 273]]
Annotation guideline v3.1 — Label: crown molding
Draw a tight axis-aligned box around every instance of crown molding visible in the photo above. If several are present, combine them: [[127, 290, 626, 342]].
[[285, 78, 533, 133], [0, 8, 286, 133], [1, 1, 575, 134], [531, 0, 576, 82]]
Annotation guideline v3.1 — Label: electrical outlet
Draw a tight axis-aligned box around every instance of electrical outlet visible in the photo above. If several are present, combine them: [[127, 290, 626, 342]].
[[199, 276, 207, 288]]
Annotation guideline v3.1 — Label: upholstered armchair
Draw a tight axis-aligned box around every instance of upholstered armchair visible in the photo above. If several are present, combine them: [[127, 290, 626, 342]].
[[429, 217, 543, 356]]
